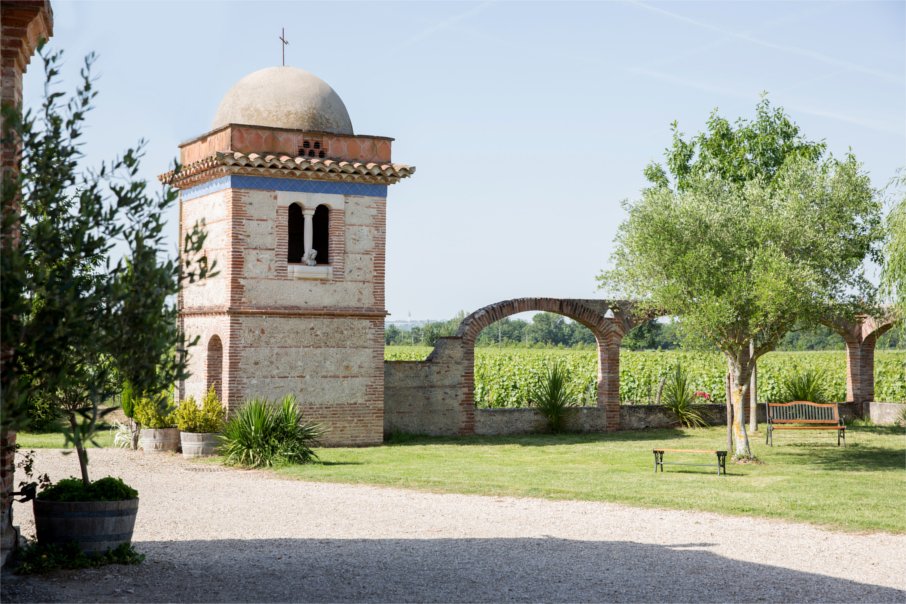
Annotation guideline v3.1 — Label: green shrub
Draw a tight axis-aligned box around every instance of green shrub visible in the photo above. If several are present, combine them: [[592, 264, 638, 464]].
[[121, 381, 135, 419], [174, 387, 225, 433], [14, 541, 144, 574], [37, 476, 138, 502], [25, 392, 62, 433], [660, 364, 708, 428], [780, 368, 829, 403], [133, 393, 175, 429], [530, 362, 576, 433], [220, 395, 323, 468]]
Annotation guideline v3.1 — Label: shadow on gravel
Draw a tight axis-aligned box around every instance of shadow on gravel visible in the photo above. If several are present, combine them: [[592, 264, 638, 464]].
[[3, 537, 903, 603]]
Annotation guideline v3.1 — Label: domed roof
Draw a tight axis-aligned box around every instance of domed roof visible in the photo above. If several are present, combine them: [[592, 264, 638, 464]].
[[212, 66, 354, 135]]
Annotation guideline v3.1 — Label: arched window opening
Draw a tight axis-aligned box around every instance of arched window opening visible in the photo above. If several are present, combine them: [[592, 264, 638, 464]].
[[313, 204, 330, 264], [207, 335, 223, 402], [287, 203, 304, 263]]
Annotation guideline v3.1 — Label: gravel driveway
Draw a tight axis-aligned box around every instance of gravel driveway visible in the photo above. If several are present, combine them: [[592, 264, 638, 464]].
[[2, 448, 904, 603]]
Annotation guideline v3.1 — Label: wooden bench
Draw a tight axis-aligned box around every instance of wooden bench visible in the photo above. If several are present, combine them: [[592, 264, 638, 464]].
[[766, 401, 845, 446], [653, 449, 727, 475]]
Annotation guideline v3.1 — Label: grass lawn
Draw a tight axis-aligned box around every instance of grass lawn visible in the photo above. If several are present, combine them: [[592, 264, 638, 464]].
[[15, 429, 116, 449], [277, 425, 906, 533]]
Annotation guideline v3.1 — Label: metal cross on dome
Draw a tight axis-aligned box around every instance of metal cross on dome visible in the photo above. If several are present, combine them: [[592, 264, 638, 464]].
[[279, 28, 289, 66]]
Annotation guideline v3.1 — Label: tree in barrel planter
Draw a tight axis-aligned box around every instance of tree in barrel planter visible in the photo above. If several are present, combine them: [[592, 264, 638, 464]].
[[599, 98, 883, 459], [0, 47, 212, 556]]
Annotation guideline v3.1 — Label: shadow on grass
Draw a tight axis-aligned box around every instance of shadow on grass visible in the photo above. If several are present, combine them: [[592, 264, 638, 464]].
[[779, 445, 906, 472], [317, 461, 364, 467], [3, 537, 902, 603], [384, 428, 693, 448]]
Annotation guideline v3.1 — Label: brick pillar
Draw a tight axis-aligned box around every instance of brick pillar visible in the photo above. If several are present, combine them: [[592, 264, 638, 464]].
[[844, 337, 876, 405], [1, 0, 53, 568], [599, 335, 622, 431], [459, 343, 476, 435]]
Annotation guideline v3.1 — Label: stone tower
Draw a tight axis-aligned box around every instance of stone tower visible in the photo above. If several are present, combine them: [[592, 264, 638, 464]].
[[161, 66, 414, 446]]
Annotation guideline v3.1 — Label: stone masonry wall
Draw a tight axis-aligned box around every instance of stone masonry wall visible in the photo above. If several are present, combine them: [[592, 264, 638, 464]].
[[384, 338, 469, 436], [179, 183, 387, 445], [236, 314, 383, 446], [386, 389, 864, 437]]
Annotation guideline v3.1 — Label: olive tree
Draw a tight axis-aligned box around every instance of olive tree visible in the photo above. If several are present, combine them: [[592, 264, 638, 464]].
[[882, 176, 906, 316], [0, 49, 211, 484], [600, 100, 882, 458]]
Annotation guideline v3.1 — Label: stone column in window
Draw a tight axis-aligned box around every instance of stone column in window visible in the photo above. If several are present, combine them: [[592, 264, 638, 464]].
[[302, 208, 317, 265]]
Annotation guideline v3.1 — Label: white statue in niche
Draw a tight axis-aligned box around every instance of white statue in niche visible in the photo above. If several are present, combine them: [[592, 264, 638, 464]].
[[303, 249, 318, 266]]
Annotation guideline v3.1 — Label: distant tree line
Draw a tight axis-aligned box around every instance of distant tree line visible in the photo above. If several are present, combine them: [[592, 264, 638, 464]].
[[386, 313, 902, 350]]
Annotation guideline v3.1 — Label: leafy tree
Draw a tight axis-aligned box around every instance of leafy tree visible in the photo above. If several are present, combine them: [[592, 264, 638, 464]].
[[0, 49, 211, 484], [476, 317, 528, 346], [525, 313, 569, 346], [622, 320, 668, 350], [600, 99, 882, 458], [777, 325, 846, 351], [384, 324, 403, 345], [882, 175, 906, 317]]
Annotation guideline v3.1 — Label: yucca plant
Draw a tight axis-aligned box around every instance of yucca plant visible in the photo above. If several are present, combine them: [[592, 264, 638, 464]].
[[660, 364, 708, 428], [219, 395, 323, 468], [781, 368, 829, 403], [530, 362, 576, 433]]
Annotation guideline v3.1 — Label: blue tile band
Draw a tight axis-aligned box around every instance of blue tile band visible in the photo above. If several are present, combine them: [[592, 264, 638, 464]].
[[180, 175, 388, 201]]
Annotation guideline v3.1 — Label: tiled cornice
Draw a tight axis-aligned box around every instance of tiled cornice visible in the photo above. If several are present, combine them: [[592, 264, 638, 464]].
[[159, 151, 415, 189]]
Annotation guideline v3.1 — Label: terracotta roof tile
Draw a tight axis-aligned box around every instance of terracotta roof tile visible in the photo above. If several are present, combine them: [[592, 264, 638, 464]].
[[159, 151, 415, 188]]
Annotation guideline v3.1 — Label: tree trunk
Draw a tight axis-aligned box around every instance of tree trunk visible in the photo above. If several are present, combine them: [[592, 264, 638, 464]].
[[749, 340, 758, 432], [725, 371, 733, 451], [727, 357, 753, 458], [67, 412, 90, 486]]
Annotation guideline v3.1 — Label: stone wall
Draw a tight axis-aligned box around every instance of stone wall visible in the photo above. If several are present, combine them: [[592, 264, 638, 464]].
[[865, 402, 906, 426], [179, 182, 389, 446], [385, 379, 866, 437], [384, 338, 469, 436]]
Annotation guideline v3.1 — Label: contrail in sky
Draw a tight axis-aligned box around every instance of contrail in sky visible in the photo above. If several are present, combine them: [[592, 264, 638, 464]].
[[390, 1, 496, 56], [630, 0, 902, 85]]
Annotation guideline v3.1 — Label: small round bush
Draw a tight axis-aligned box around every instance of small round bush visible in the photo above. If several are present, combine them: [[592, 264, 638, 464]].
[[38, 477, 138, 502], [133, 393, 175, 429], [174, 387, 225, 433]]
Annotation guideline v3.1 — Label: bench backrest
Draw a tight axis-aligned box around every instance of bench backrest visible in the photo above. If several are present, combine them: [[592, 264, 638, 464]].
[[766, 401, 840, 423]]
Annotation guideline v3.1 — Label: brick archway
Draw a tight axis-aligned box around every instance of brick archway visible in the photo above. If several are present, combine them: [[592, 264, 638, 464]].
[[452, 298, 649, 433], [821, 310, 900, 404]]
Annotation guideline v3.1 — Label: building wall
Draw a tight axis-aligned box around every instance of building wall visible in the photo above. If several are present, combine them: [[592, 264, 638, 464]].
[[234, 315, 383, 446], [180, 189, 230, 309], [179, 178, 388, 445]]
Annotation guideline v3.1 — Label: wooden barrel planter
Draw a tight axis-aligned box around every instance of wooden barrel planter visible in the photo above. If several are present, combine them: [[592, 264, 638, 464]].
[[139, 427, 180, 453], [180, 432, 220, 458], [33, 498, 139, 556]]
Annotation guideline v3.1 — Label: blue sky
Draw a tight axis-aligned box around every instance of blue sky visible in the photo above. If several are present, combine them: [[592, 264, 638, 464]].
[[23, 1, 905, 320]]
